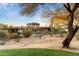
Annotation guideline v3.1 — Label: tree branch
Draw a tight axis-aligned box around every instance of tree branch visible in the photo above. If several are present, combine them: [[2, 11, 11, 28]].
[[71, 4, 78, 14], [64, 3, 72, 13]]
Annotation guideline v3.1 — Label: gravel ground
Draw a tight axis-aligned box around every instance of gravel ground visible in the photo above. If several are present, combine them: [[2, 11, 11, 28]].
[[0, 35, 79, 53]]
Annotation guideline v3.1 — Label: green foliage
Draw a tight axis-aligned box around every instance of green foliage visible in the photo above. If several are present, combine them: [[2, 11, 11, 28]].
[[49, 26, 67, 36], [23, 29, 32, 38]]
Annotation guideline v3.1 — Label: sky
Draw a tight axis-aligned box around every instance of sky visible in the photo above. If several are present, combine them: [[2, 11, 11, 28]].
[[0, 3, 63, 26]]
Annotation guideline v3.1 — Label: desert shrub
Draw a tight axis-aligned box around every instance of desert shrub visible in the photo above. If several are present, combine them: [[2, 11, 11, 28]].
[[10, 33, 18, 39], [0, 31, 8, 45], [23, 29, 32, 38], [10, 33, 22, 42], [4, 32, 11, 41], [15, 34, 23, 43], [0, 31, 7, 41], [50, 26, 67, 36]]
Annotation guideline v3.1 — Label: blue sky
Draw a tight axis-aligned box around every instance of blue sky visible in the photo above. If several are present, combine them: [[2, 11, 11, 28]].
[[0, 3, 63, 26]]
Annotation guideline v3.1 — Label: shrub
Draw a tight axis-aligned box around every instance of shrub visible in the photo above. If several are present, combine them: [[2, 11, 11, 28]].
[[50, 26, 67, 36], [10, 33, 18, 39], [4, 32, 11, 41], [15, 34, 23, 43], [0, 31, 7, 41], [10, 33, 22, 42], [0, 31, 8, 45], [23, 29, 32, 38]]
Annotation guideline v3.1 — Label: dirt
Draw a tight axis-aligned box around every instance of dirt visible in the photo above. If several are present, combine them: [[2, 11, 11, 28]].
[[0, 35, 79, 53]]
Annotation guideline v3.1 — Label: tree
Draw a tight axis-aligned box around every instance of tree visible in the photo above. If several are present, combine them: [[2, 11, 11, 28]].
[[50, 9, 68, 27], [3, 24, 8, 30], [0, 24, 8, 30], [20, 3, 38, 16], [44, 4, 79, 48], [20, 3, 79, 48], [62, 3, 79, 48]]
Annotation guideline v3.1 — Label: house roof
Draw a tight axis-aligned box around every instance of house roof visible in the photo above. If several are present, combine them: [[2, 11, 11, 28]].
[[27, 22, 40, 25]]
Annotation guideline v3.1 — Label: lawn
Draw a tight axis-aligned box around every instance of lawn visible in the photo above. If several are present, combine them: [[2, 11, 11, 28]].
[[0, 48, 79, 56]]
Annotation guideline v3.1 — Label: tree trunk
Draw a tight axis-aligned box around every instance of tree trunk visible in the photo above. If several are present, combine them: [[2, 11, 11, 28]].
[[62, 4, 79, 48], [62, 27, 78, 48]]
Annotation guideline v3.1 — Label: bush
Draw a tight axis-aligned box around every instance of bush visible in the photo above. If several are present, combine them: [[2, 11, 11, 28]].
[[4, 32, 11, 41], [0, 31, 7, 41], [0, 31, 8, 45], [49, 26, 67, 36], [10, 33, 22, 42], [23, 29, 32, 38], [10, 33, 18, 39]]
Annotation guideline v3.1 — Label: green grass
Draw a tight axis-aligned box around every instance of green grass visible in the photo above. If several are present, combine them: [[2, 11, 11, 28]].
[[0, 48, 79, 56]]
